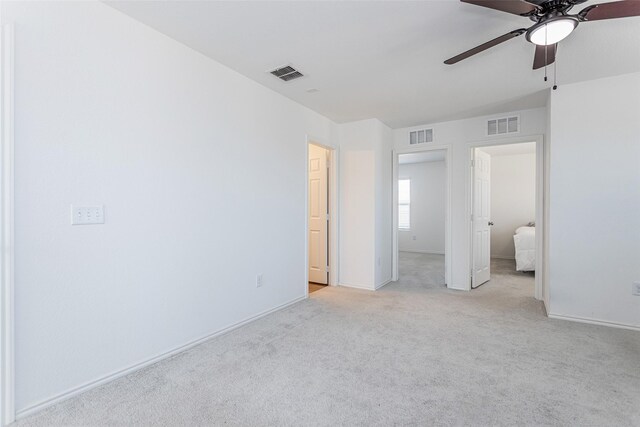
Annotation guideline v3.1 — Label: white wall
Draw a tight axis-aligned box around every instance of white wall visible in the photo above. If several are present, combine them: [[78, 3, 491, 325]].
[[338, 119, 393, 290], [3, 1, 338, 413], [339, 146, 375, 287], [548, 72, 640, 328], [485, 152, 536, 259], [398, 161, 446, 254], [394, 108, 547, 290]]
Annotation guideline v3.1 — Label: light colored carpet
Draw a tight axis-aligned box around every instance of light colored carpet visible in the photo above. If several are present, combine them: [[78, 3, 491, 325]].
[[398, 251, 446, 288], [15, 254, 640, 426]]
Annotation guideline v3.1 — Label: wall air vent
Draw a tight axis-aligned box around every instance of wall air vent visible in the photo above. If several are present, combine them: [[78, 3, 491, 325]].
[[269, 65, 304, 82], [487, 116, 519, 136], [409, 128, 433, 145]]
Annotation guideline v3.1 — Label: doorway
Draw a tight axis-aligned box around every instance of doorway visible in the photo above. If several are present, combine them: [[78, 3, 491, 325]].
[[307, 142, 334, 294], [470, 141, 541, 298], [393, 148, 450, 288]]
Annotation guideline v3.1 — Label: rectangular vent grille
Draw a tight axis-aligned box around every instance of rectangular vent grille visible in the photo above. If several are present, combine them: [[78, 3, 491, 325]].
[[409, 128, 433, 145], [270, 65, 304, 82], [487, 116, 519, 136]]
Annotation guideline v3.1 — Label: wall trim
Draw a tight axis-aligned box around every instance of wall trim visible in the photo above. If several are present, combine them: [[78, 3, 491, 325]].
[[548, 313, 640, 332], [15, 295, 307, 420], [399, 250, 445, 255], [338, 282, 375, 291], [0, 23, 15, 427], [374, 279, 392, 290]]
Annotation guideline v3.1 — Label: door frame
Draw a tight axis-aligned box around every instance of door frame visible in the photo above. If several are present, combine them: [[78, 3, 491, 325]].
[[392, 144, 452, 287], [305, 137, 339, 297], [0, 22, 15, 427], [466, 134, 545, 301]]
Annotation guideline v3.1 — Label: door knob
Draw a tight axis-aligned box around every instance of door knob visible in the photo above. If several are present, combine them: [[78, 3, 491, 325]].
[[488, 221, 494, 226]]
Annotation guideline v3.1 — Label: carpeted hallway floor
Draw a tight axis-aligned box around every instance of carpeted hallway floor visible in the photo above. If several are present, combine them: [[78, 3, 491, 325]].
[[15, 254, 640, 426]]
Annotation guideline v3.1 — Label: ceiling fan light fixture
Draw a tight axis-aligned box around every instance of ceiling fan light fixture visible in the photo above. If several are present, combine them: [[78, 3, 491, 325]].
[[526, 17, 578, 46]]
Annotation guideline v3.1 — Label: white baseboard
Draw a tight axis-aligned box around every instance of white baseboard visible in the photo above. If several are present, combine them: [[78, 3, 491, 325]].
[[375, 279, 393, 290], [15, 295, 307, 420], [339, 279, 393, 291], [548, 313, 640, 332], [399, 250, 445, 255], [338, 282, 375, 291]]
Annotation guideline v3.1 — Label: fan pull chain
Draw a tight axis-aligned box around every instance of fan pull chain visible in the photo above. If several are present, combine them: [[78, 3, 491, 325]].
[[553, 54, 558, 90], [544, 46, 547, 82], [544, 25, 548, 82]]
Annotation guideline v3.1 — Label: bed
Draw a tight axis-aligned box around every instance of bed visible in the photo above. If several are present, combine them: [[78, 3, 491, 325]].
[[513, 226, 535, 272]]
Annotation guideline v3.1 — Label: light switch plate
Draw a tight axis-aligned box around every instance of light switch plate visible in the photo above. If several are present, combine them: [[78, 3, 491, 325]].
[[633, 282, 640, 296], [71, 205, 104, 225]]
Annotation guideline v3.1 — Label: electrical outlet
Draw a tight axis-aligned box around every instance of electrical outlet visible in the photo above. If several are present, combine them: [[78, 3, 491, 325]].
[[412, 235, 417, 241], [256, 274, 263, 288], [71, 205, 104, 225], [633, 282, 640, 296]]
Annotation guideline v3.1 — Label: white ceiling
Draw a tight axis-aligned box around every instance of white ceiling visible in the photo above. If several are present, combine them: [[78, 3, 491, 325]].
[[478, 141, 536, 156], [399, 150, 446, 164], [106, 0, 640, 128]]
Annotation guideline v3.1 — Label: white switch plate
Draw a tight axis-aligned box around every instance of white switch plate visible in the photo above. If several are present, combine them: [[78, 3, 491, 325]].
[[256, 274, 263, 288], [71, 205, 104, 225], [633, 282, 640, 296]]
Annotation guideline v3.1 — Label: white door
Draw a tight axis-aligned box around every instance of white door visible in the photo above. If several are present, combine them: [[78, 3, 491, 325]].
[[308, 144, 328, 284], [472, 149, 491, 288]]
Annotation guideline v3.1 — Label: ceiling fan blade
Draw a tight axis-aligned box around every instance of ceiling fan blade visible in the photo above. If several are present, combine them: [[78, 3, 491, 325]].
[[444, 29, 527, 65], [461, 0, 539, 16], [533, 44, 557, 70], [579, 0, 640, 21]]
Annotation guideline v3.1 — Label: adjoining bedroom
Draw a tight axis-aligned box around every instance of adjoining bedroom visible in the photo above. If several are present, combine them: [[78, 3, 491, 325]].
[[397, 150, 447, 288], [471, 141, 538, 296]]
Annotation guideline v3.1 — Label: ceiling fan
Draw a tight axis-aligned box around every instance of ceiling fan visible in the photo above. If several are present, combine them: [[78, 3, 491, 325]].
[[444, 0, 640, 77]]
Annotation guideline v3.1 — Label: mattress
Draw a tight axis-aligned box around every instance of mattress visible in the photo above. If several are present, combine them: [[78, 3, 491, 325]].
[[513, 226, 535, 272]]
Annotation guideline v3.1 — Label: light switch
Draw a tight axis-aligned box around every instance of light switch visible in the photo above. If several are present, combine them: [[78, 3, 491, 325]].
[[71, 205, 104, 225]]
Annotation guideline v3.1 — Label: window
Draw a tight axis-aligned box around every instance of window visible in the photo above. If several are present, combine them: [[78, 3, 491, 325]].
[[398, 179, 411, 230]]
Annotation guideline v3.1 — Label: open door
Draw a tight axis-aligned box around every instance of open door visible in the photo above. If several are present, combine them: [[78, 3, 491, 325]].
[[472, 149, 491, 288], [308, 144, 328, 284]]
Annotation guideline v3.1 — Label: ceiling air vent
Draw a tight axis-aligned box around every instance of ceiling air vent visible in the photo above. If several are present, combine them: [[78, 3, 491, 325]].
[[269, 65, 304, 82], [409, 128, 433, 145], [487, 116, 519, 136]]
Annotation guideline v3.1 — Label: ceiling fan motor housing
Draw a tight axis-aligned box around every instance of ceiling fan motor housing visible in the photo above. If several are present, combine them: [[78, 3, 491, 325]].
[[525, 14, 579, 45]]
